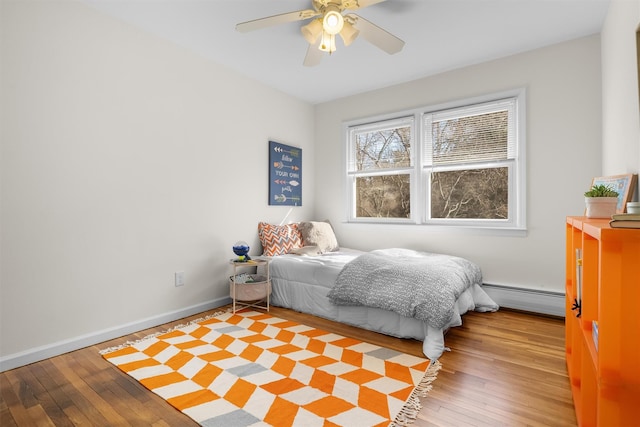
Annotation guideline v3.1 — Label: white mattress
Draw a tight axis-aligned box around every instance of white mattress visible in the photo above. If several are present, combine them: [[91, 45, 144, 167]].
[[262, 249, 497, 361]]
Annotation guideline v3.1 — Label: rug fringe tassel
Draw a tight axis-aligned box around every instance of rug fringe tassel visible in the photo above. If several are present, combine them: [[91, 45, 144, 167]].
[[390, 359, 442, 427], [99, 308, 231, 355]]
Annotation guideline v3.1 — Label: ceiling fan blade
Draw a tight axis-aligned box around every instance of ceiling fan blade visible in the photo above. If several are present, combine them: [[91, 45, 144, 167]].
[[303, 41, 324, 67], [236, 9, 319, 33], [346, 13, 404, 54], [343, 0, 387, 11]]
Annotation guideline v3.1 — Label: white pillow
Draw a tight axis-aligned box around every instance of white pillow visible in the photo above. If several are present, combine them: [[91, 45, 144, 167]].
[[298, 221, 339, 253]]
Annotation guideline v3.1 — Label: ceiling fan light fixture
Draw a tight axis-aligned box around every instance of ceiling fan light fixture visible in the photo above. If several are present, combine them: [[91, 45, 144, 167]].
[[235, 0, 405, 66], [322, 6, 344, 35], [339, 21, 359, 46], [301, 18, 323, 44]]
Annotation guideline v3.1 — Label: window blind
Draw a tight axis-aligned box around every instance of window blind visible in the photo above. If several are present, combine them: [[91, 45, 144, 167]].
[[424, 98, 516, 166]]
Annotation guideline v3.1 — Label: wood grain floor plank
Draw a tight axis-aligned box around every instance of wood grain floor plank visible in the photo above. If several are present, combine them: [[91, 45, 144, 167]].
[[431, 373, 570, 426], [8, 366, 73, 427], [0, 307, 576, 426], [24, 403, 56, 427], [1, 385, 29, 426], [39, 359, 116, 426]]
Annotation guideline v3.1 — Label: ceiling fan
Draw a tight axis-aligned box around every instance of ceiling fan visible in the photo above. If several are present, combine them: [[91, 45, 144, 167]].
[[235, 0, 405, 66]]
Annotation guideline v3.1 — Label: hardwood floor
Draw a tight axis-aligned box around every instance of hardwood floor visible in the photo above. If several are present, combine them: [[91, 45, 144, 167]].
[[1, 306, 576, 426]]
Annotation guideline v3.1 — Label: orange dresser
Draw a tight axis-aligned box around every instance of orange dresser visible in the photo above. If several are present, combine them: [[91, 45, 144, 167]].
[[565, 216, 640, 426]]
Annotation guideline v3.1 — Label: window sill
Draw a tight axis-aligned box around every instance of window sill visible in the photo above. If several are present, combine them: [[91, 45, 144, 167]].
[[344, 220, 528, 237]]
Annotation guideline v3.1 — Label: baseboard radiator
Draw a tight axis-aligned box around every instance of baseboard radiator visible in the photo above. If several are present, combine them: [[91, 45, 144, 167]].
[[481, 283, 565, 317]]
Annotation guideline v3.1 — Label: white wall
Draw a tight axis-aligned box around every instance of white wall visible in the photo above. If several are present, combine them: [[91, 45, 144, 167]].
[[314, 35, 602, 294], [601, 0, 640, 192], [0, 0, 315, 363]]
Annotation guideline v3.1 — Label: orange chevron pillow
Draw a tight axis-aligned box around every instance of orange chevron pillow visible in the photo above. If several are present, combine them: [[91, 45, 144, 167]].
[[258, 222, 303, 256]]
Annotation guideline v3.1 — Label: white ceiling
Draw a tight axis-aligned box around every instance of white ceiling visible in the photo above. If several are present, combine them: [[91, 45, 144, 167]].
[[84, 0, 611, 104]]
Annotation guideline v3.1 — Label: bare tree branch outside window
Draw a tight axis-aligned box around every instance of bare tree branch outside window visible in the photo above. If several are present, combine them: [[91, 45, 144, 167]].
[[354, 126, 411, 218], [430, 111, 509, 219], [431, 168, 508, 219]]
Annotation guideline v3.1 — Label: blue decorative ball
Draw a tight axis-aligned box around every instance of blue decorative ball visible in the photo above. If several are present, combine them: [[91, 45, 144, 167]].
[[232, 241, 250, 257]]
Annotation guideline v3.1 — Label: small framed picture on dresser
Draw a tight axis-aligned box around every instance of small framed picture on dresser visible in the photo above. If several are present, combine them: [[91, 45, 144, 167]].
[[590, 174, 638, 213]]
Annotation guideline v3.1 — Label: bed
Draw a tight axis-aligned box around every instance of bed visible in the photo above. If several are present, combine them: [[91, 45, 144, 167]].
[[256, 221, 499, 361]]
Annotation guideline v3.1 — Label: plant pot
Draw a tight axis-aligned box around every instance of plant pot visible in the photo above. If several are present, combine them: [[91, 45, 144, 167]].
[[627, 202, 640, 214], [585, 197, 618, 218]]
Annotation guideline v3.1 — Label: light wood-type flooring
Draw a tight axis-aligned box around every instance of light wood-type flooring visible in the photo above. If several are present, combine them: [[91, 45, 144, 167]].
[[1, 306, 576, 426]]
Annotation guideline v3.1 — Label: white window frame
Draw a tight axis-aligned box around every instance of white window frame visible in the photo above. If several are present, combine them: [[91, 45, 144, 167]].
[[345, 116, 416, 224], [343, 88, 526, 232]]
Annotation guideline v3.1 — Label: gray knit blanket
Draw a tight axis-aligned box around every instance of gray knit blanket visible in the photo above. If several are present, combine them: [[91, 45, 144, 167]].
[[327, 248, 483, 330]]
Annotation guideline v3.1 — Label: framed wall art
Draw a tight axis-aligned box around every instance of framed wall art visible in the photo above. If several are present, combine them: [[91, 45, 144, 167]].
[[590, 174, 638, 213], [269, 141, 302, 206]]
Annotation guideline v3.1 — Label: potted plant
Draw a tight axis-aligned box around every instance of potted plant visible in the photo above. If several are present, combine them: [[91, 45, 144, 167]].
[[584, 184, 619, 218]]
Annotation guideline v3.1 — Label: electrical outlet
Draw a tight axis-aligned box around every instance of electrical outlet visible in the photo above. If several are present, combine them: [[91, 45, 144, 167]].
[[175, 271, 185, 287]]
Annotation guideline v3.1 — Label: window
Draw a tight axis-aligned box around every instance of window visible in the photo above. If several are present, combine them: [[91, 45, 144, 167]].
[[345, 89, 525, 230], [347, 117, 414, 220]]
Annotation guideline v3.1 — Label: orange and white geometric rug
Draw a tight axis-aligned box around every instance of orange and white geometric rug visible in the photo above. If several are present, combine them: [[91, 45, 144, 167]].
[[101, 309, 441, 427]]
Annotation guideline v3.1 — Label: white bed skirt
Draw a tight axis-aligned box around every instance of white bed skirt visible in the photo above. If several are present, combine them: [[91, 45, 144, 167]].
[[261, 249, 498, 361]]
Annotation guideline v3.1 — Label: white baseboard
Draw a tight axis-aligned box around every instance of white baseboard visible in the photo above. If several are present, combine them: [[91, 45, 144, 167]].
[[0, 297, 232, 373], [1, 285, 565, 372], [482, 283, 565, 317]]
